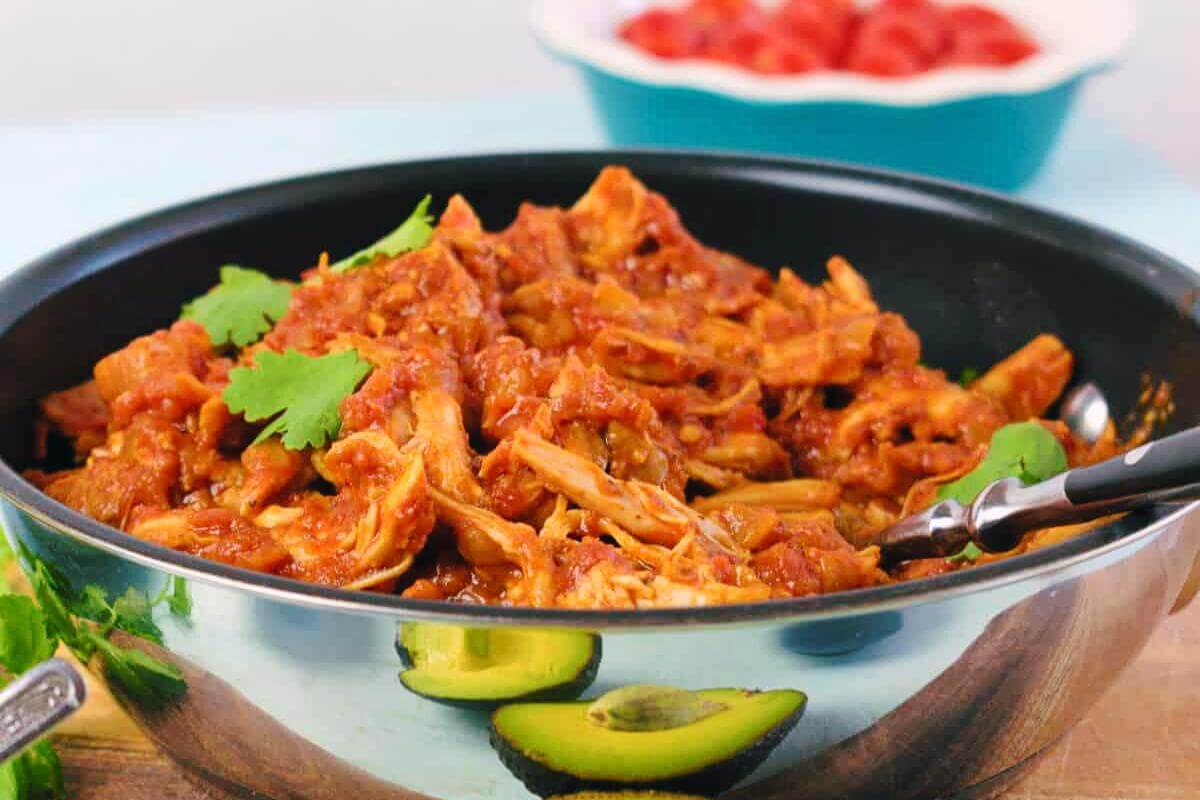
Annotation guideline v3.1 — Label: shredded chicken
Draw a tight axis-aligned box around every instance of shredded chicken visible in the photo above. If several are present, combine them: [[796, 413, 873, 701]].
[[29, 166, 1115, 607]]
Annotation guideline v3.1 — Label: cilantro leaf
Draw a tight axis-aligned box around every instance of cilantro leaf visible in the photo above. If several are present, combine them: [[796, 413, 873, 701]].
[[937, 423, 1067, 564], [66, 584, 163, 646], [88, 634, 186, 709], [947, 542, 984, 565], [0, 740, 66, 800], [180, 265, 293, 348], [166, 577, 192, 619], [330, 195, 435, 273], [9, 541, 187, 718], [0, 596, 56, 677], [223, 348, 372, 451], [0, 542, 66, 800], [25, 560, 80, 659], [71, 584, 111, 624], [937, 422, 1068, 507], [0, 535, 14, 594], [23, 741, 64, 800], [0, 754, 32, 800], [957, 367, 979, 387], [0, 731, 65, 800], [0, 757, 19, 800], [110, 587, 164, 645]]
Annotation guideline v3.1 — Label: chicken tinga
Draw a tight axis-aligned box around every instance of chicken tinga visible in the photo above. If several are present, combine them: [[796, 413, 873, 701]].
[[28, 168, 1132, 607]]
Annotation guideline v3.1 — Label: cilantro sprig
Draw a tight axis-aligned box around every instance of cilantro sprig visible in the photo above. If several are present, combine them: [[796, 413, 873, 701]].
[[937, 422, 1068, 507], [0, 737, 63, 800], [330, 195, 435, 273], [24, 549, 188, 710], [181, 265, 293, 348], [946, 542, 984, 565], [0, 595, 57, 675], [178, 196, 436, 350], [0, 558, 62, 800], [0, 536, 192, 799], [0, 592, 63, 800], [938, 422, 1068, 564], [166, 576, 192, 618], [223, 348, 372, 451]]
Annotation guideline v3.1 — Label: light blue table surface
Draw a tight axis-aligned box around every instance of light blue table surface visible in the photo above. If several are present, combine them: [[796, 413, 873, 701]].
[[1, 93, 1198, 279]]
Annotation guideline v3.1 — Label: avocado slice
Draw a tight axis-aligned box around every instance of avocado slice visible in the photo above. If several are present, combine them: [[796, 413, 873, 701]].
[[490, 688, 806, 797], [395, 623, 601, 707]]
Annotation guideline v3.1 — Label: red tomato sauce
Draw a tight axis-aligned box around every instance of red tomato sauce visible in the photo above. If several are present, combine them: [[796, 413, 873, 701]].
[[618, 0, 1040, 77]]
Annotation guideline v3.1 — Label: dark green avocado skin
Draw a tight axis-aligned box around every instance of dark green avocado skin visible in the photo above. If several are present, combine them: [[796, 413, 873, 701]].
[[489, 696, 806, 798], [394, 634, 416, 670], [395, 634, 602, 709]]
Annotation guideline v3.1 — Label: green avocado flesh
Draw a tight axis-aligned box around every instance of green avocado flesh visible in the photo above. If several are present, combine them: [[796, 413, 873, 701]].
[[396, 623, 600, 706], [491, 688, 806, 797]]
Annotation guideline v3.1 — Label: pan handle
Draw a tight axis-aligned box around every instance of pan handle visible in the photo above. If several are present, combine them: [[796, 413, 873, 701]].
[[0, 658, 87, 763]]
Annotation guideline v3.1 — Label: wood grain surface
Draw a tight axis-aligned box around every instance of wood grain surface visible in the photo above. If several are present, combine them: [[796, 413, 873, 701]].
[[51, 599, 1200, 800]]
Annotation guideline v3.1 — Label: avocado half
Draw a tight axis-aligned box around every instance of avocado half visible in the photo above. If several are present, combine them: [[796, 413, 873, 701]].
[[490, 688, 806, 798], [395, 623, 601, 707]]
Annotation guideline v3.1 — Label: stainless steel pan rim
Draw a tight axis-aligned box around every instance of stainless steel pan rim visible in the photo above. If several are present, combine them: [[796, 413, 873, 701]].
[[1, 150, 1197, 630]]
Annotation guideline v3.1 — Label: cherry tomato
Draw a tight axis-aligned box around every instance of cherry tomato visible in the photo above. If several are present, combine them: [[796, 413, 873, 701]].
[[701, 23, 769, 65], [943, 4, 1023, 34], [748, 33, 830, 74], [858, 0, 948, 64], [772, 0, 855, 57], [618, 0, 1039, 75], [940, 4, 1039, 66], [688, 0, 767, 32], [942, 28, 1038, 66], [619, 9, 702, 59], [844, 40, 926, 77]]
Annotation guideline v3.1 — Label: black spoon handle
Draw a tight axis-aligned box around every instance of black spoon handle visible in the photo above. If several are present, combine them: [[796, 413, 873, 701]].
[[1064, 426, 1200, 506]]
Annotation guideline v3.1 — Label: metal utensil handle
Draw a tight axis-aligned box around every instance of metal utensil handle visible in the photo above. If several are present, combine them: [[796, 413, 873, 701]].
[[0, 659, 87, 763], [1064, 426, 1200, 506]]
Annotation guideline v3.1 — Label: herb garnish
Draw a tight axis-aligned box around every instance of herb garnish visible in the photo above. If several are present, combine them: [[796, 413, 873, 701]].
[[181, 265, 293, 348], [0, 506, 195, 793], [223, 348, 372, 451], [329, 195, 435, 273], [0, 590, 64, 800], [22, 549, 187, 709], [938, 422, 1068, 563]]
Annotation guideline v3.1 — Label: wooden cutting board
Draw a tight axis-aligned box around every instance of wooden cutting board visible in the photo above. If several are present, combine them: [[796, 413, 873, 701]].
[[51, 598, 1200, 800]]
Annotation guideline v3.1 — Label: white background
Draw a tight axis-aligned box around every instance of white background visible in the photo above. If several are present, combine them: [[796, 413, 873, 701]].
[[0, 1, 1197, 180]]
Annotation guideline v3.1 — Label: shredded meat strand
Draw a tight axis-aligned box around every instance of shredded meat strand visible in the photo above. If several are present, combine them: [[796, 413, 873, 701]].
[[29, 167, 1113, 608]]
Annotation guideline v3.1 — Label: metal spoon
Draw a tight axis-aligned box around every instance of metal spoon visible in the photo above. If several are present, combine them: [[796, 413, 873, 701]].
[[1060, 381, 1111, 444], [878, 420, 1200, 564], [0, 658, 86, 764]]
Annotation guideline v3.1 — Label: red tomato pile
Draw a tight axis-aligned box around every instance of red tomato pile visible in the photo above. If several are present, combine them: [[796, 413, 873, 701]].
[[618, 0, 1040, 77]]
